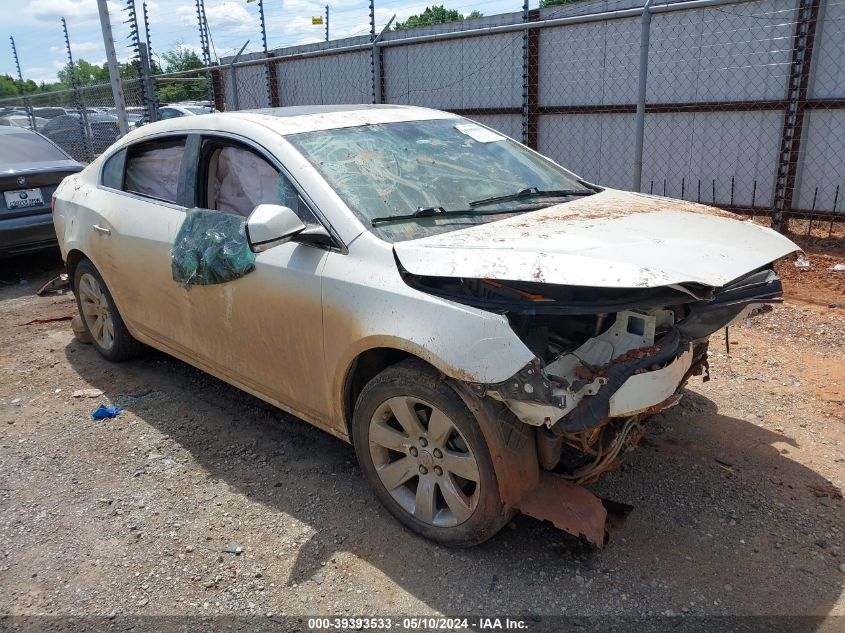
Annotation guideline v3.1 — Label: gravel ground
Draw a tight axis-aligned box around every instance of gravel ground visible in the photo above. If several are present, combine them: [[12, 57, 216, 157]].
[[0, 250, 843, 623]]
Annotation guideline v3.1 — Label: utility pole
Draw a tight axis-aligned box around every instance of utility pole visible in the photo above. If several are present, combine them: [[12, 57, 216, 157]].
[[96, 0, 129, 135], [9, 36, 36, 130], [325, 5, 330, 41]]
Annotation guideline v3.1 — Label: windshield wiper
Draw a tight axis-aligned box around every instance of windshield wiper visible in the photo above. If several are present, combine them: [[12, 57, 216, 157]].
[[469, 186, 595, 208], [371, 205, 532, 227]]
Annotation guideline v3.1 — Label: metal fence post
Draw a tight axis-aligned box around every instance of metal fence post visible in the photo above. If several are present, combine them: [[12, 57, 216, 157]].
[[771, 0, 821, 232], [372, 15, 396, 105], [632, 0, 653, 193], [228, 41, 249, 111], [9, 37, 36, 131], [521, 0, 530, 146], [62, 17, 94, 163], [137, 42, 157, 120], [370, 0, 377, 104], [267, 52, 280, 107]]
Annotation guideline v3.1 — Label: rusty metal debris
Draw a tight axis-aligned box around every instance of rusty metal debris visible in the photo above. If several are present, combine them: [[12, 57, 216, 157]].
[[516, 472, 608, 548]]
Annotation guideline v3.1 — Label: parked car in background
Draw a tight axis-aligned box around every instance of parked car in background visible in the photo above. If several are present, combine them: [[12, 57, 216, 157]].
[[33, 107, 68, 120], [40, 113, 120, 161], [0, 127, 82, 257], [158, 104, 211, 119], [0, 115, 48, 129], [0, 107, 27, 118], [52, 105, 799, 547]]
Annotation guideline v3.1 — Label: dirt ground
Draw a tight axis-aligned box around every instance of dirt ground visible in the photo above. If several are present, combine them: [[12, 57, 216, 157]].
[[1, 243, 844, 624]]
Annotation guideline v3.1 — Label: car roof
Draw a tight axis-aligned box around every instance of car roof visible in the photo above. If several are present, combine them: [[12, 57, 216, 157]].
[[119, 104, 459, 142]]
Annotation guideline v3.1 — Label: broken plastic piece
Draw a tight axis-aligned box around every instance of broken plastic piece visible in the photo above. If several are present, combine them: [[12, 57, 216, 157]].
[[91, 404, 123, 420], [171, 208, 256, 286]]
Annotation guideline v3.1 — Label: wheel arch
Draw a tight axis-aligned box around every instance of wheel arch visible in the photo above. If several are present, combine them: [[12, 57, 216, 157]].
[[341, 346, 420, 440], [65, 248, 87, 290], [340, 344, 540, 509]]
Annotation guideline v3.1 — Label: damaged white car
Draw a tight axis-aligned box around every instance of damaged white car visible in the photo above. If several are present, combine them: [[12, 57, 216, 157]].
[[53, 105, 799, 547]]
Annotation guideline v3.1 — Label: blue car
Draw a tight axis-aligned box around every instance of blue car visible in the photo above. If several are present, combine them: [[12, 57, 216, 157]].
[[0, 127, 83, 257]]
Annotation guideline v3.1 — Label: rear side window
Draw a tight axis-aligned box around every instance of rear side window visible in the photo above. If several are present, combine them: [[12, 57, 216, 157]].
[[0, 133, 68, 167], [101, 149, 126, 189], [124, 137, 186, 203]]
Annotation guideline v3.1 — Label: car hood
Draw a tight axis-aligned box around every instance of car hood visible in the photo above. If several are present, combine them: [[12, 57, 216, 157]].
[[393, 189, 800, 289]]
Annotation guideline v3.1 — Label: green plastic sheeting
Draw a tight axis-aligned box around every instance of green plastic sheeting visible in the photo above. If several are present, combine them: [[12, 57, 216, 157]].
[[171, 208, 256, 286]]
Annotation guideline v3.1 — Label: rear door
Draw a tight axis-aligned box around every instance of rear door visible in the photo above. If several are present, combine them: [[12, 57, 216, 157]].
[[91, 134, 196, 353]]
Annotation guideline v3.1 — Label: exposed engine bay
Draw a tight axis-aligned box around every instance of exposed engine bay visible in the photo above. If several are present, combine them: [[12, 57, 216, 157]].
[[404, 266, 784, 485]]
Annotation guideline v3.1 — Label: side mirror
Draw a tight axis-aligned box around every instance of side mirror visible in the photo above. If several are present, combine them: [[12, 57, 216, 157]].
[[246, 204, 305, 253]]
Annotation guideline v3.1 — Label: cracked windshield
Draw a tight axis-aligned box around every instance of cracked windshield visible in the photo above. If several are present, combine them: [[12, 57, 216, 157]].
[[287, 118, 590, 242]]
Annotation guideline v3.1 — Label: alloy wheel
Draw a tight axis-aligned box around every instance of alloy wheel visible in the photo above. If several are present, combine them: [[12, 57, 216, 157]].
[[78, 272, 115, 351], [368, 396, 481, 527]]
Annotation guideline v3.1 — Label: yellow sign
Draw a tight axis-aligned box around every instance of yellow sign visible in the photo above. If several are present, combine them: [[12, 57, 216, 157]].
[[312, 16, 323, 24]]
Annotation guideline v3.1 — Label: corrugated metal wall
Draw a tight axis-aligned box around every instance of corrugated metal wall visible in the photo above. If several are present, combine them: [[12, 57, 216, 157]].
[[220, 0, 845, 216]]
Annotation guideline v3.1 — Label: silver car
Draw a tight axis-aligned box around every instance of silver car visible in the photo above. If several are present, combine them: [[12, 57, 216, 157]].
[[53, 105, 799, 547]]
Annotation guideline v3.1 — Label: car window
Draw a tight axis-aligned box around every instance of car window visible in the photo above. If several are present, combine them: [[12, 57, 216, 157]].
[[101, 148, 126, 189], [199, 141, 317, 224], [159, 108, 181, 120], [124, 137, 186, 203], [287, 118, 585, 243], [0, 133, 69, 167]]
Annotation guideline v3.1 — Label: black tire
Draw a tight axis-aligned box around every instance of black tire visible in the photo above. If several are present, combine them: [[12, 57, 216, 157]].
[[352, 359, 511, 547], [73, 258, 144, 362]]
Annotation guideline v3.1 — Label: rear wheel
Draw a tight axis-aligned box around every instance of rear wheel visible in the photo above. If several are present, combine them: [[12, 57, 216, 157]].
[[73, 259, 143, 362], [352, 359, 510, 546]]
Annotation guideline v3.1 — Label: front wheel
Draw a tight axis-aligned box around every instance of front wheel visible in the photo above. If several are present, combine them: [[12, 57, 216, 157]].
[[352, 359, 511, 547]]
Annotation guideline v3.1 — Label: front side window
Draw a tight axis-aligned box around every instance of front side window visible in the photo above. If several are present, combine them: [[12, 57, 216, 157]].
[[200, 141, 316, 224], [286, 118, 588, 242], [124, 137, 186, 203]]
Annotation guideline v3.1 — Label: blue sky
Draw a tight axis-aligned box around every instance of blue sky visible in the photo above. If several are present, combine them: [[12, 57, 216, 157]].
[[2, 0, 532, 85]]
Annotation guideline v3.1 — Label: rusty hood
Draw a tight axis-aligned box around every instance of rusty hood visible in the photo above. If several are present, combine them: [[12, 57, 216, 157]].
[[392, 189, 800, 289]]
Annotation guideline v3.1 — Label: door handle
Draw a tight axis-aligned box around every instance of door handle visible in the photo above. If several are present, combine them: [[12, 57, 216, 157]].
[[92, 224, 111, 236]]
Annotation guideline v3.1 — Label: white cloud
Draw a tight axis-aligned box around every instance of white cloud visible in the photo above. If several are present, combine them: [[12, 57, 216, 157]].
[[50, 41, 104, 56]]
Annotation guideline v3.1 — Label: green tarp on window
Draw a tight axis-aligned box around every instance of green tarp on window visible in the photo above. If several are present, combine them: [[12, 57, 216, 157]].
[[171, 208, 256, 286]]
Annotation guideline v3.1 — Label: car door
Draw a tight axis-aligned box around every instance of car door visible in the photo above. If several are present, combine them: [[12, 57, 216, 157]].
[[92, 134, 196, 354], [179, 135, 333, 421]]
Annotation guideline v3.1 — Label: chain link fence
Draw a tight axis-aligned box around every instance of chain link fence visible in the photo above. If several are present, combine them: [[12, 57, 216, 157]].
[[3, 0, 842, 244], [218, 0, 845, 244]]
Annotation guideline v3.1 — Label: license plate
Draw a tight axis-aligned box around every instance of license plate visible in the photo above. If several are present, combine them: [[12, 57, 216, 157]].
[[3, 188, 44, 210]]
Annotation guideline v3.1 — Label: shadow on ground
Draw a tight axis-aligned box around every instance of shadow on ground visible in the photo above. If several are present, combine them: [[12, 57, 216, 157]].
[[7, 251, 841, 620], [59, 335, 845, 619]]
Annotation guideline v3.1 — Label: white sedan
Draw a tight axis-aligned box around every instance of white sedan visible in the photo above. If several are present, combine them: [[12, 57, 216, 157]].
[[53, 105, 798, 547]]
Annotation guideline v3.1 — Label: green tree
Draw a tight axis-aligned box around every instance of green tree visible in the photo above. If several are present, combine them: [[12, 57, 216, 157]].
[[539, 0, 582, 7], [394, 5, 483, 30], [58, 58, 111, 85], [161, 47, 204, 73], [156, 46, 207, 103], [0, 74, 19, 97]]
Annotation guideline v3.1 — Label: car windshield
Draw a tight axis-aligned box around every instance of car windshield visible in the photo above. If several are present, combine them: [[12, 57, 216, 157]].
[[0, 133, 68, 166], [286, 118, 587, 242]]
